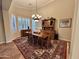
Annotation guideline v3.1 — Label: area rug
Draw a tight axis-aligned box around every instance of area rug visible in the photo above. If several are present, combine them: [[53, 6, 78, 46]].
[[13, 37, 67, 59]]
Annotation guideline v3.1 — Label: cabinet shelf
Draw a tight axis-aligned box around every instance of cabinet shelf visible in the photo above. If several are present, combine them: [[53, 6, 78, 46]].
[[42, 18, 55, 31], [42, 17, 56, 40]]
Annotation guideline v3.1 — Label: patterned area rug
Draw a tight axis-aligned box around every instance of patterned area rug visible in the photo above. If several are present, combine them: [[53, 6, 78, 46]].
[[13, 37, 67, 59]]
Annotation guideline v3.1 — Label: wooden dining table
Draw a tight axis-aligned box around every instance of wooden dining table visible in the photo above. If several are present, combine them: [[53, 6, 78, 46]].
[[32, 32, 48, 39], [28, 31, 52, 48]]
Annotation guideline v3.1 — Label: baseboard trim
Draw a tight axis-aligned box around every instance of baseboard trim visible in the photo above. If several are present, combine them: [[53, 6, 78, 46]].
[[0, 41, 5, 44], [6, 36, 20, 43]]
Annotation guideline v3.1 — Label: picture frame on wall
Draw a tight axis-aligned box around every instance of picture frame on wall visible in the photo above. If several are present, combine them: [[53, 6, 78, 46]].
[[59, 18, 72, 28]]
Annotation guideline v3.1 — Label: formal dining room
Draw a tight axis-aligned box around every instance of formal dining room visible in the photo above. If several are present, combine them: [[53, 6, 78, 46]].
[[0, 0, 77, 59]]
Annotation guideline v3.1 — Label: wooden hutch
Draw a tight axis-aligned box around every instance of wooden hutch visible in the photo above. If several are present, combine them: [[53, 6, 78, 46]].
[[42, 17, 56, 40]]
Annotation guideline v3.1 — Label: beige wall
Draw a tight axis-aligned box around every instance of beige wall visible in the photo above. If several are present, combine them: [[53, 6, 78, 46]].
[[71, 0, 79, 59], [0, 11, 6, 43], [0, 0, 6, 44], [38, 0, 75, 41], [2, 0, 16, 43], [2, 10, 13, 42]]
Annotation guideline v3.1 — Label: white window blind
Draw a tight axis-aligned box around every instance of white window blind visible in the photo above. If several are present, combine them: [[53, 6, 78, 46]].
[[18, 17, 30, 31], [11, 15, 17, 32]]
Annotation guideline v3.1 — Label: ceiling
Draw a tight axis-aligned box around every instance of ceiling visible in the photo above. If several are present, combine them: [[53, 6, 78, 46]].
[[2, 0, 12, 10], [12, 0, 55, 10]]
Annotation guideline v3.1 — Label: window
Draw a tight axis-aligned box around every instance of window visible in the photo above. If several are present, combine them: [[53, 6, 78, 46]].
[[24, 18, 30, 29], [11, 15, 30, 32], [11, 15, 17, 32], [32, 20, 42, 32], [32, 19, 36, 31], [18, 17, 22, 31], [18, 17, 30, 31]]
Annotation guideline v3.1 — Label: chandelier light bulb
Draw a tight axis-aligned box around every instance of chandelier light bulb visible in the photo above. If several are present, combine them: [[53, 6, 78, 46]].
[[32, 14, 35, 18]]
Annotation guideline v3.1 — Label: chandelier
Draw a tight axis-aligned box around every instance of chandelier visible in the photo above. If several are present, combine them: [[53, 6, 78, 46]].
[[32, 0, 42, 20]]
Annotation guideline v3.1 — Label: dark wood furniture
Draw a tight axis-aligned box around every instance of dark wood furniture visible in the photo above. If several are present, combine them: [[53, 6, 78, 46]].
[[28, 31, 52, 48], [42, 17, 55, 31], [21, 29, 32, 37], [42, 17, 56, 40]]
